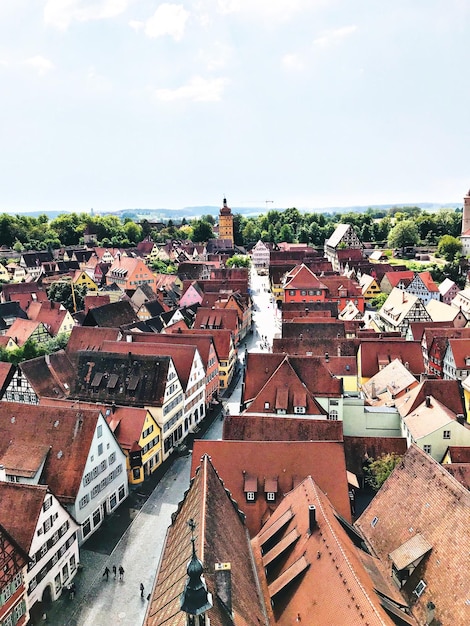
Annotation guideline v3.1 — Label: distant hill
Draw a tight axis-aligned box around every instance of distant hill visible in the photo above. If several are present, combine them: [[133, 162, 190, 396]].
[[4, 202, 461, 221]]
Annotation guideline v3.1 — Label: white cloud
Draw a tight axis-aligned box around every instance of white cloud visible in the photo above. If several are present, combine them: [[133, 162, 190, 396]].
[[143, 4, 190, 41], [23, 55, 55, 76], [281, 53, 305, 72], [154, 75, 229, 102], [44, 0, 131, 31], [314, 25, 357, 47], [216, 0, 313, 21]]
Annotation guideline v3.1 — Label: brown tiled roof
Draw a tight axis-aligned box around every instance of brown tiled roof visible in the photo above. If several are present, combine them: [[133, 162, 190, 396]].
[[27, 300, 69, 335], [72, 351, 170, 407], [194, 307, 239, 333], [0, 402, 100, 503], [6, 318, 49, 346], [223, 415, 343, 441], [1, 282, 48, 302], [65, 326, 121, 355], [0, 482, 47, 552], [443, 464, 470, 490], [359, 340, 424, 379], [168, 328, 233, 360], [105, 406, 149, 450], [246, 358, 327, 415], [281, 320, 347, 340], [407, 321, 453, 341], [82, 300, 139, 328], [0, 362, 15, 394], [145, 454, 268, 626], [101, 340, 197, 390], [383, 271, 414, 288], [283, 264, 328, 290], [356, 445, 470, 626], [272, 336, 359, 357], [20, 350, 76, 400], [417, 271, 439, 292], [444, 446, 470, 463], [447, 337, 470, 367], [394, 379, 465, 418], [243, 354, 342, 406], [124, 331, 215, 369], [251, 476, 405, 626], [191, 440, 351, 536]]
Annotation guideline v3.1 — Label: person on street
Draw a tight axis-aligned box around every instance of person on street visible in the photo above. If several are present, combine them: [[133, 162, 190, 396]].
[[119, 565, 125, 581], [103, 567, 110, 581], [112, 565, 117, 580], [140, 582, 144, 598]]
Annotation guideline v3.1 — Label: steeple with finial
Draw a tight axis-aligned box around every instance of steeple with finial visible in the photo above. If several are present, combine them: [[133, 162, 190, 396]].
[[218, 197, 234, 246], [180, 518, 213, 625]]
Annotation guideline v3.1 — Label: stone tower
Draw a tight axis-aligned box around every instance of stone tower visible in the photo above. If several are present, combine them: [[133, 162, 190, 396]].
[[218, 198, 234, 246], [461, 188, 470, 235]]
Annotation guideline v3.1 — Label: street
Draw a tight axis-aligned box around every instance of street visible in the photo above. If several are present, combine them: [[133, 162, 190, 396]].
[[42, 267, 271, 626]]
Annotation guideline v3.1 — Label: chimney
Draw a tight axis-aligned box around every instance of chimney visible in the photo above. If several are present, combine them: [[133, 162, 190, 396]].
[[0, 465, 6, 482], [308, 504, 317, 533], [215, 563, 232, 616], [425, 395, 431, 408], [456, 413, 465, 425], [370, 380, 377, 399]]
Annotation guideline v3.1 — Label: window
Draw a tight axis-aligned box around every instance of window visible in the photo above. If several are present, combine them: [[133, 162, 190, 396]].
[[289, 290, 296, 296], [92, 508, 101, 527], [328, 410, 338, 421], [43, 496, 52, 512], [118, 485, 126, 501], [423, 445, 432, 454], [294, 406, 306, 414], [246, 492, 255, 502], [97, 424, 103, 438], [62, 563, 69, 584], [413, 580, 426, 598], [264, 402, 270, 410], [443, 430, 451, 439], [266, 492, 276, 502], [98, 443, 103, 456], [82, 519, 91, 538], [109, 452, 116, 465], [371, 516, 378, 528]]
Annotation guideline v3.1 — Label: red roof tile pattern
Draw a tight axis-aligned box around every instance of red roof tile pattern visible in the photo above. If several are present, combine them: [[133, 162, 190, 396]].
[[0, 482, 47, 552], [27, 300, 69, 335], [223, 415, 343, 442], [191, 440, 351, 536], [356, 445, 470, 626], [243, 354, 342, 407], [20, 350, 76, 400], [359, 340, 424, 379], [65, 326, 121, 355], [145, 454, 267, 626], [6, 318, 49, 346], [394, 379, 465, 418], [251, 476, 405, 626], [0, 402, 100, 503]]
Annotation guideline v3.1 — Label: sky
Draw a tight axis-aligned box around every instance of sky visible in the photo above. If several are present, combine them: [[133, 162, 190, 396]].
[[0, 0, 469, 214]]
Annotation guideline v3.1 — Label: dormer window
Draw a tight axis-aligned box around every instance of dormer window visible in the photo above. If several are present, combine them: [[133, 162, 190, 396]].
[[246, 491, 255, 502], [294, 406, 306, 414], [264, 402, 270, 410], [244, 474, 257, 503], [266, 492, 276, 502], [264, 477, 278, 503], [414, 580, 426, 598]]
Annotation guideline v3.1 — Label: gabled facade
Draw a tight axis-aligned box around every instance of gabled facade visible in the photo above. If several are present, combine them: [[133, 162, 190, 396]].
[[359, 273, 382, 301], [251, 239, 271, 270], [105, 406, 162, 485], [405, 271, 440, 305], [438, 277, 459, 305], [27, 300, 75, 337], [0, 481, 79, 613], [443, 338, 470, 380], [0, 523, 29, 626], [0, 403, 128, 545], [105, 256, 155, 292], [72, 270, 98, 292], [6, 319, 51, 346], [375, 288, 431, 336], [282, 264, 328, 304], [324, 223, 363, 272]]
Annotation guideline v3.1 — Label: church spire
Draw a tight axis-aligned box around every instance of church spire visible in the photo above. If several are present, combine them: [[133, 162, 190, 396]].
[[180, 519, 213, 624]]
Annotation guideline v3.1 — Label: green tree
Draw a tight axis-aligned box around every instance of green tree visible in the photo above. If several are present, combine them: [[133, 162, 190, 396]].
[[277, 223, 294, 243], [370, 292, 388, 309], [364, 453, 402, 491], [387, 219, 419, 255], [226, 255, 251, 268], [123, 221, 143, 245], [47, 281, 87, 313], [190, 219, 214, 242], [437, 235, 462, 262]]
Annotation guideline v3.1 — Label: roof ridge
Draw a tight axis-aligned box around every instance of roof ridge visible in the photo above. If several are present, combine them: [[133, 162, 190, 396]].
[[310, 480, 389, 626]]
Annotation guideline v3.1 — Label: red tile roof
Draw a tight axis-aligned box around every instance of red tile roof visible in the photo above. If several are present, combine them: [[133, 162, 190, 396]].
[[223, 415, 343, 441], [191, 440, 351, 536], [0, 402, 100, 503], [0, 482, 47, 552], [6, 318, 49, 346], [359, 340, 424, 379], [251, 476, 405, 625], [168, 329, 233, 360], [394, 379, 465, 418], [356, 445, 470, 626], [145, 454, 268, 626], [65, 326, 121, 356]]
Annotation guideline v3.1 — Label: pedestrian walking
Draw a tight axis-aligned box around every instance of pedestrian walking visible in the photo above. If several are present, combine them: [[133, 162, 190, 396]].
[[140, 582, 144, 598], [103, 566, 110, 581], [112, 565, 117, 580], [118, 565, 124, 581]]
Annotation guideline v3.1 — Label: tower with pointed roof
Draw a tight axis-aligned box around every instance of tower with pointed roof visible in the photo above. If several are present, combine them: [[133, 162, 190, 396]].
[[461, 188, 470, 235], [180, 519, 213, 625], [218, 198, 234, 247]]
